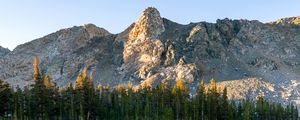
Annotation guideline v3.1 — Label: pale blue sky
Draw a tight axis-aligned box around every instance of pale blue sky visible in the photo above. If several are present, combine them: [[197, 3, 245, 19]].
[[1, 0, 300, 50]]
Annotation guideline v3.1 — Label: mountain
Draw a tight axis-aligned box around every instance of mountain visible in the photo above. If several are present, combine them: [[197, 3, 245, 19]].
[[0, 23, 120, 87], [0, 46, 10, 57], [1, 7, 300, 107]]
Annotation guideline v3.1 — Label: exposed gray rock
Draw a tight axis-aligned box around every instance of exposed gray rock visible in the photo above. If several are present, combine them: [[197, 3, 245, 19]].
[[1, 7, 300, 109], [0, 46, 10, 57], [215, 78, 300, 112], [0, 24, 121, 87], [121, 7, 196, 88]]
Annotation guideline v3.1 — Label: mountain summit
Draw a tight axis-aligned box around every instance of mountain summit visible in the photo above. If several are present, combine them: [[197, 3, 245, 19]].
[[129, 7, 165, 40], [1, 7, 300, 108]]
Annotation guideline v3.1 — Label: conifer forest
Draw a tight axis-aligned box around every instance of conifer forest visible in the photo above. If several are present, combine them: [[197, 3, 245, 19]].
[[0, 56, 298, 120]]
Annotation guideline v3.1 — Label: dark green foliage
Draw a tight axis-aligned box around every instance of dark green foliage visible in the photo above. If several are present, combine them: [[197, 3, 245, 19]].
[[0, 79, 12, 118], [1, 78, 299, 120], [0, 57, 299, 119]]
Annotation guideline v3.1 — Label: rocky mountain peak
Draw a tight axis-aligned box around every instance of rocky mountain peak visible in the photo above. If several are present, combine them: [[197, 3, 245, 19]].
[[123, 7, 165, 80], [129, 7, 165, 40], [121, 8, 196, 87], [11, 24, 112, 57], [271, 16, 300, 25], [54, 23, 111, 41]]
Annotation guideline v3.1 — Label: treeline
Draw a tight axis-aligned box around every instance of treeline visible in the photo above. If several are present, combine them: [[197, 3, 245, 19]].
[[0, 56, 299, 120]]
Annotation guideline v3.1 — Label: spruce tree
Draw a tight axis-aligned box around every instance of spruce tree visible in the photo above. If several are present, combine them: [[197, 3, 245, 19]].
[[74, 66, 95, 120], [207, 79, 219, 120], [221, 87, 229, 120], [196, 80, 206, 120], [30, 55, 48, 119], [172, 79, 188, 119], [0, 79, 12, 118], [13, 86, 24, 120]]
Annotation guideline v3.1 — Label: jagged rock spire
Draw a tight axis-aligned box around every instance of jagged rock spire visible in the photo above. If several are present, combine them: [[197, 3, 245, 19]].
[[122, 7, 165, 80], [129, 7, 165, 40]]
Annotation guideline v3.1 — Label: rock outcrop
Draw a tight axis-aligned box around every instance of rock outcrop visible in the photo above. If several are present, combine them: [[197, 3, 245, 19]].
[[271, 16, 300, 25], [122, 7, 165, 80], [216, 78, 300, 108], [0, 46, 10, 57], [121, 7, 196, 88], [1, 7, 300, 108]]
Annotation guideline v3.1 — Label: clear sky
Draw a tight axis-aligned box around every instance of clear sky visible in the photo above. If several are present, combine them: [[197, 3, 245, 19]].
[[1, 0, 300, 50]]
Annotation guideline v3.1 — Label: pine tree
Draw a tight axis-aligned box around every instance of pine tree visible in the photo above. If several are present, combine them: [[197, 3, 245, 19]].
[[293, 104, 299, 120], [207, 79, 219, 120], [256, 96, 264, 119], [75, 73, 85, 89], [75, 71, 86, 120], [2, 58, 299, 120], [86, 73, 96, 120], [242, 100, 252, 120], [44, 74, 59, 119], [29, 56, 59, 119], [196, 80, 206, 120], [0, 79, 12, 118], [30, 55, 48, 119], [172, 79, 188, 119], [74, 66, 96, 120], [44, 74, 54, 89], [33, 55, 42, 81], [88, 73, 94, 88], [221, 87, 229, 120], [13, 86, 24, 120], [173, 79, 187, 93], [228, 101, 236, 120], [23, 85, 32, 119]]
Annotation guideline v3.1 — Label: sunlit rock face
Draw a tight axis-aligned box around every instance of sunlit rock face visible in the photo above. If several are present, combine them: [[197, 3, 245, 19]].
[[128, 7, 165, 40], [271, 16, 300, 25], [123, 7, 165, 80], [122, 7, 196, 87]]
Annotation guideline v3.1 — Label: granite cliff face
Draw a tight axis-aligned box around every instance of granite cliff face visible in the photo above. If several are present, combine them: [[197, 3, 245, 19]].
[[1, 7, 300, 106]]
